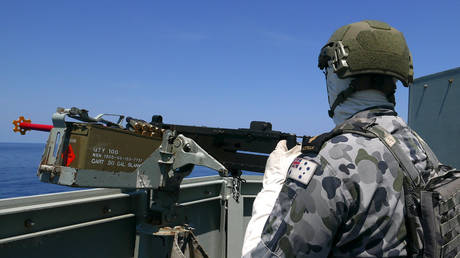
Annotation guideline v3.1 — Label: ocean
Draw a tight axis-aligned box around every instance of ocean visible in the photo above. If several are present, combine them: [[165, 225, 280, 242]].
[[0, 142, 222, 199]]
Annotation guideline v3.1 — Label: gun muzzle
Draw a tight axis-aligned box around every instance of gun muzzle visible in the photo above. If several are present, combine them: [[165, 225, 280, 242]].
[[13, 116, 54, 135]]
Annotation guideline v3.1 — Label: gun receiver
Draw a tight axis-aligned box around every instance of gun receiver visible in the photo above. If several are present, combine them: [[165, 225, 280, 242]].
[[147, 115, 297, 175]]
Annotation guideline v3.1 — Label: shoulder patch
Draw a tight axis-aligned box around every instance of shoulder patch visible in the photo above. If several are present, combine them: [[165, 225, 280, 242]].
[[287, 157, 318, 186]]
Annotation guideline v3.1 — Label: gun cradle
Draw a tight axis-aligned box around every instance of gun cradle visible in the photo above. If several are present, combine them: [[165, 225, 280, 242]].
[[150, 118, 298, 175]]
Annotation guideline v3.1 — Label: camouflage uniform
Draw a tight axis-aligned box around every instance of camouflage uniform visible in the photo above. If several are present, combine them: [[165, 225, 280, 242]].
[[244, 108, 431, 257]]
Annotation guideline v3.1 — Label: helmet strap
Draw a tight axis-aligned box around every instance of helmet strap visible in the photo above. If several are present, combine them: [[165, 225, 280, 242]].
[[328, 84, 356, 118]]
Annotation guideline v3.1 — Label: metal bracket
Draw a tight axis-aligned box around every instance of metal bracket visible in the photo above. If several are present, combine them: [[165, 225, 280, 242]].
[[172, 134, 228, 174], [45, 112, 67, 166], [56, 107, 125, 128], [332, 41, 349, 73], [135, 130, 228, 191]]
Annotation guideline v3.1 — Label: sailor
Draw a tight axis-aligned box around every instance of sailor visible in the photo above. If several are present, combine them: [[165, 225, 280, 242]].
[[242, 20, 429, 257]]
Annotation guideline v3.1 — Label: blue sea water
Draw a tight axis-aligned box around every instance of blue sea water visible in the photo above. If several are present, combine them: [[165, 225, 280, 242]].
[[0, 142, 220, 199]]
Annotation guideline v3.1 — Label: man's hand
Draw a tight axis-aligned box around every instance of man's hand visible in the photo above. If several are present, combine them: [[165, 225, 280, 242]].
[[263, 140, 302, 190], [242, 140, 301, 256]]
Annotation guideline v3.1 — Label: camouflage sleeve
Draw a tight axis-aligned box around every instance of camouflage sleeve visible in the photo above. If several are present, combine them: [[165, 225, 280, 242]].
[[244, 152, 355, 257]]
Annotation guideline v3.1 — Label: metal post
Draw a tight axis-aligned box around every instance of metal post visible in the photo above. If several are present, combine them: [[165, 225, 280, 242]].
[[225, 177, 244, 258]]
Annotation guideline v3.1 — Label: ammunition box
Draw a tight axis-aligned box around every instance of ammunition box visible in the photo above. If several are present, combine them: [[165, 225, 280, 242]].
[[63, 123, 162, 172]]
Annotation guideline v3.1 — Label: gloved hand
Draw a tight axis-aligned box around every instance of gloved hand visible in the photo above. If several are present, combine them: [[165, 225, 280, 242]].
[[242, 140, 301, 256]]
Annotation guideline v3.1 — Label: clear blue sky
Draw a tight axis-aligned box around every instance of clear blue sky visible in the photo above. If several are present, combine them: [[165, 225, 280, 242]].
[[1, 1, 459, 143]]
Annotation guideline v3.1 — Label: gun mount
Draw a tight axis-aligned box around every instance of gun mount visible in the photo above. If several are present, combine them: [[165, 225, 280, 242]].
[[26, 107, 300, 230]]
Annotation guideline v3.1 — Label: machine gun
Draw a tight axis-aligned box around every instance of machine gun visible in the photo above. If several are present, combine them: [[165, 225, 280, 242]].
[[13, 107, 301, 236], [11, 107, 302, 255]]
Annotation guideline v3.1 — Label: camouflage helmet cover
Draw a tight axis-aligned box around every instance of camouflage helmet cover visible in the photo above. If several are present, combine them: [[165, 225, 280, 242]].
[[318, 20, 414, 86]]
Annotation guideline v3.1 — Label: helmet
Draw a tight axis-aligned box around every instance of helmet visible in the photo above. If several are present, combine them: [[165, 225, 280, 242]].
[[318, 20, 413, 86]]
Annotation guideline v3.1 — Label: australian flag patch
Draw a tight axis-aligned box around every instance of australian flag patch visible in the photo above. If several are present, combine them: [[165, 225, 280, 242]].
[[287, 157, 317, 186]]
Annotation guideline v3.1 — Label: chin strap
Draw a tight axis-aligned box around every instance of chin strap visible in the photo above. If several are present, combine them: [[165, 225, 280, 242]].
[[328, 83, 357, 118], [328, 75, 396, 118]]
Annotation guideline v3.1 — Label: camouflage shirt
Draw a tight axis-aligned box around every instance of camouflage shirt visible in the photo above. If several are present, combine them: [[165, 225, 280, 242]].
[[244, 108, 431, 257]]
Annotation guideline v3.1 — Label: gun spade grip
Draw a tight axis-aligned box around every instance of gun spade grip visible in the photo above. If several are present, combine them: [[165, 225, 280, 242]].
[[286, 135, 297, 149]]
